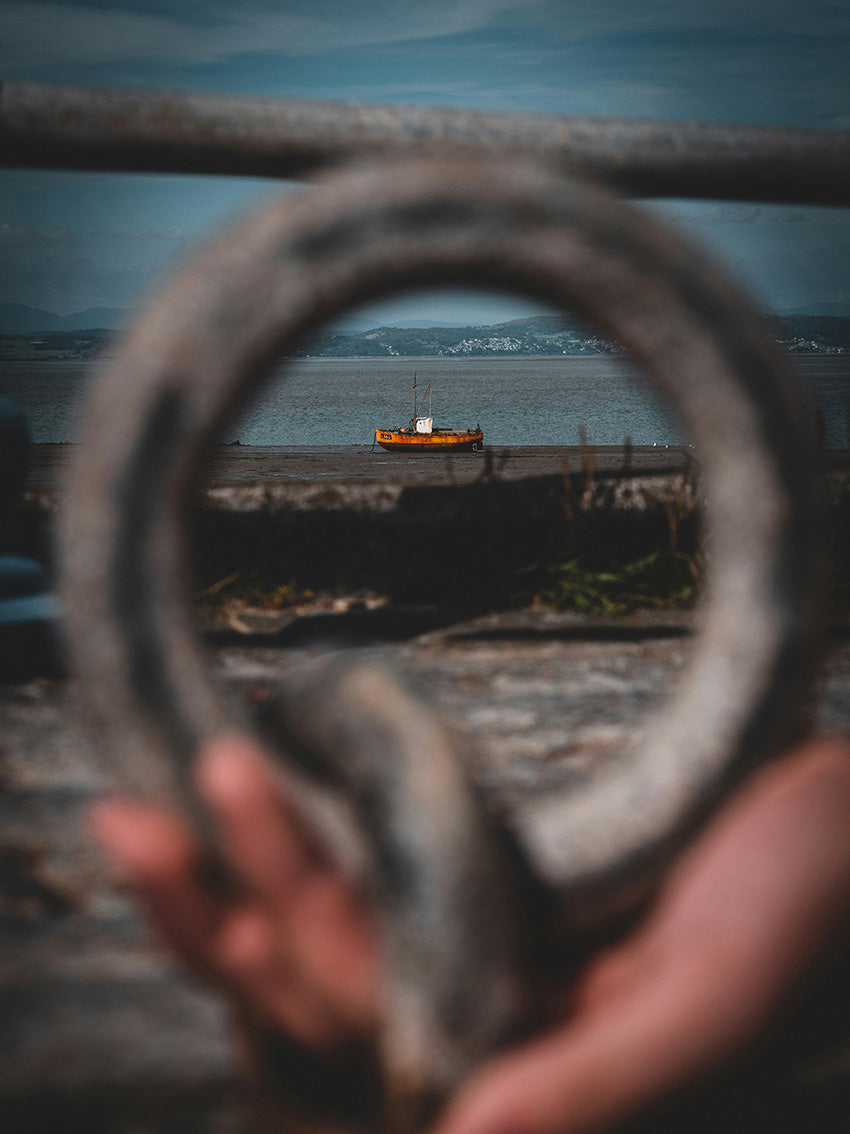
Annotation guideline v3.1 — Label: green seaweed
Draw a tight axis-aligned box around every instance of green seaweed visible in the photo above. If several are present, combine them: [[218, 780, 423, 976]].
[[512, 548, 701, 615]]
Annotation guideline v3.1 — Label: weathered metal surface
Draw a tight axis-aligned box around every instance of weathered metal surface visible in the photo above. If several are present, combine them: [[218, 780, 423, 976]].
[[2, 80, 850, 204], [61, 156, 825, 1119]]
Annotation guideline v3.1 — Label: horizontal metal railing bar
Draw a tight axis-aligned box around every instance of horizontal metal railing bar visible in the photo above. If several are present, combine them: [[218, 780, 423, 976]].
[[1, 80, 849, 205]]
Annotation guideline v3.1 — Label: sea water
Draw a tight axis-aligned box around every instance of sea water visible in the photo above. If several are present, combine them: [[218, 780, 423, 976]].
[[2, 354, 848, 448]]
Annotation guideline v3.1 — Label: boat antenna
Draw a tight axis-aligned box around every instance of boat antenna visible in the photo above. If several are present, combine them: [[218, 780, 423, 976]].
[[413, 373, 416, 421], [414, 382, 432, 419], [380, 385, 412, 429]]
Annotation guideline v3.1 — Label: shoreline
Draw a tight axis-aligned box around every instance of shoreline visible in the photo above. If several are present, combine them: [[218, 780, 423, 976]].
[[28, 442, 849, 490], [28, 443, 703, 488]]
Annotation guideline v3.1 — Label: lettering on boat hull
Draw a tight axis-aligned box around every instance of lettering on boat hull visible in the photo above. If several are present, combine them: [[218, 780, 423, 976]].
[[375, 427, 483, 453]]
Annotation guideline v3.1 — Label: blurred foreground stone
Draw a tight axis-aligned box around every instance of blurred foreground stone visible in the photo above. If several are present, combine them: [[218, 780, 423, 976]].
[[3, 603, 850, 1131]]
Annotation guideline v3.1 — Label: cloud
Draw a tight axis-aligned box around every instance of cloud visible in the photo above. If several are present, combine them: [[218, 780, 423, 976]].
[[0, 244, 155, 310], [3, 0, 848, 318], [3, 1, 848, 133], [703, 204, 762, 224], [0, 222, 73, 246], [7, 0, 847, 74], [0, 0, 534, 72], [524, 0, 850, 42], [702, 205, 810, 225], [105, 224, 184, 241], [756, 239, 850, 309], [0, 213, 186, 309]]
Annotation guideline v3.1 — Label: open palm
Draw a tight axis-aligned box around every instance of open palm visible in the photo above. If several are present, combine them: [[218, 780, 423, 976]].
[[93, 736, 850, 1134]]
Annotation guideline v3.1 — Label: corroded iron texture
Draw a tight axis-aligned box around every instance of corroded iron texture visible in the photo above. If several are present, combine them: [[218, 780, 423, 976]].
[[2, 79, 850, 204], [61, 156, 824, 1121]]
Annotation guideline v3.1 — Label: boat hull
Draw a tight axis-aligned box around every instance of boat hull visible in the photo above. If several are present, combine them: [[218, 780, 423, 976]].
[[375, 427, 484, 453]]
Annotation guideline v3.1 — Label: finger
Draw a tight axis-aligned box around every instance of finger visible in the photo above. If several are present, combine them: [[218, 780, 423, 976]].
[[90, 798, 224, 973], [197, 736, 322, 906], [283, 871, 379, 1032], [209, 904, 356, 1049], [92, 792, 367, 1049], [197, 735, 378, 1033]]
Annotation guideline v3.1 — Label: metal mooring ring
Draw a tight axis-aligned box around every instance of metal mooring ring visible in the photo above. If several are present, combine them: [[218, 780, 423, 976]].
[[63, 156, 823, 1109]]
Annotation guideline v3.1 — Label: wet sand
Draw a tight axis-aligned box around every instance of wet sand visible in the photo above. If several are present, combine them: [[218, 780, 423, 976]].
[[28, 443, 698, 489]]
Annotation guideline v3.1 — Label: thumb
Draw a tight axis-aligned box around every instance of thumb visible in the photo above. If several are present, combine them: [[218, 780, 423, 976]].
[[433, 739, 850, 1134], [430, 978, 706, 1134]]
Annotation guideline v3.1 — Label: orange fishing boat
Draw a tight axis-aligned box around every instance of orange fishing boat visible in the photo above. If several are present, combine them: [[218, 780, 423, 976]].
[[374, 378, 484, 453]]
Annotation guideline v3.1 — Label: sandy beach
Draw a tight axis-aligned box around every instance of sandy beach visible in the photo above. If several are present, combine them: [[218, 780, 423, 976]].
[[28, 443, 699, 489]]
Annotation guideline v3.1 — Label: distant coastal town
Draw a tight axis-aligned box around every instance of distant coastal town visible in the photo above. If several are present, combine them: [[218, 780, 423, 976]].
[[1, 303, 849, 362]]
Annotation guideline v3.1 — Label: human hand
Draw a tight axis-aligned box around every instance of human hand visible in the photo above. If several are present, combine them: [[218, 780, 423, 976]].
[[91, 736, 379, 1054], [92, 736, 850, 1133]]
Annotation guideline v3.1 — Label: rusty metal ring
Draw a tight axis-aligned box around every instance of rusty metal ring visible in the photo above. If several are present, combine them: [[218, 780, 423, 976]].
[[62, 156, 823, 1104], [63, 152, 823, 906]]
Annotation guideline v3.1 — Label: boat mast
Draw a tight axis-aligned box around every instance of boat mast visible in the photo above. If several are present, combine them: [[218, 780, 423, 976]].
[[412, 373, 416, 423]]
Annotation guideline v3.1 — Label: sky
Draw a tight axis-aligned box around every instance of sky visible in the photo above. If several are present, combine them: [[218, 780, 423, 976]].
[[1, 0, 849, 324]]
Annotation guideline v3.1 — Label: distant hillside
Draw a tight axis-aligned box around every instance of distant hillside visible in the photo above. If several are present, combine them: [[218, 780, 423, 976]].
[[385, 318, 485, 329], [0, 302, 127, 333], [328, 315, 381, 334], [302, 314, 850, 358], [0, 328, 113, 361], [2, 308, 849, 360], [303, 315, 621, 358], [767, 315, 850, 353], [778, 303, 850, 318]]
